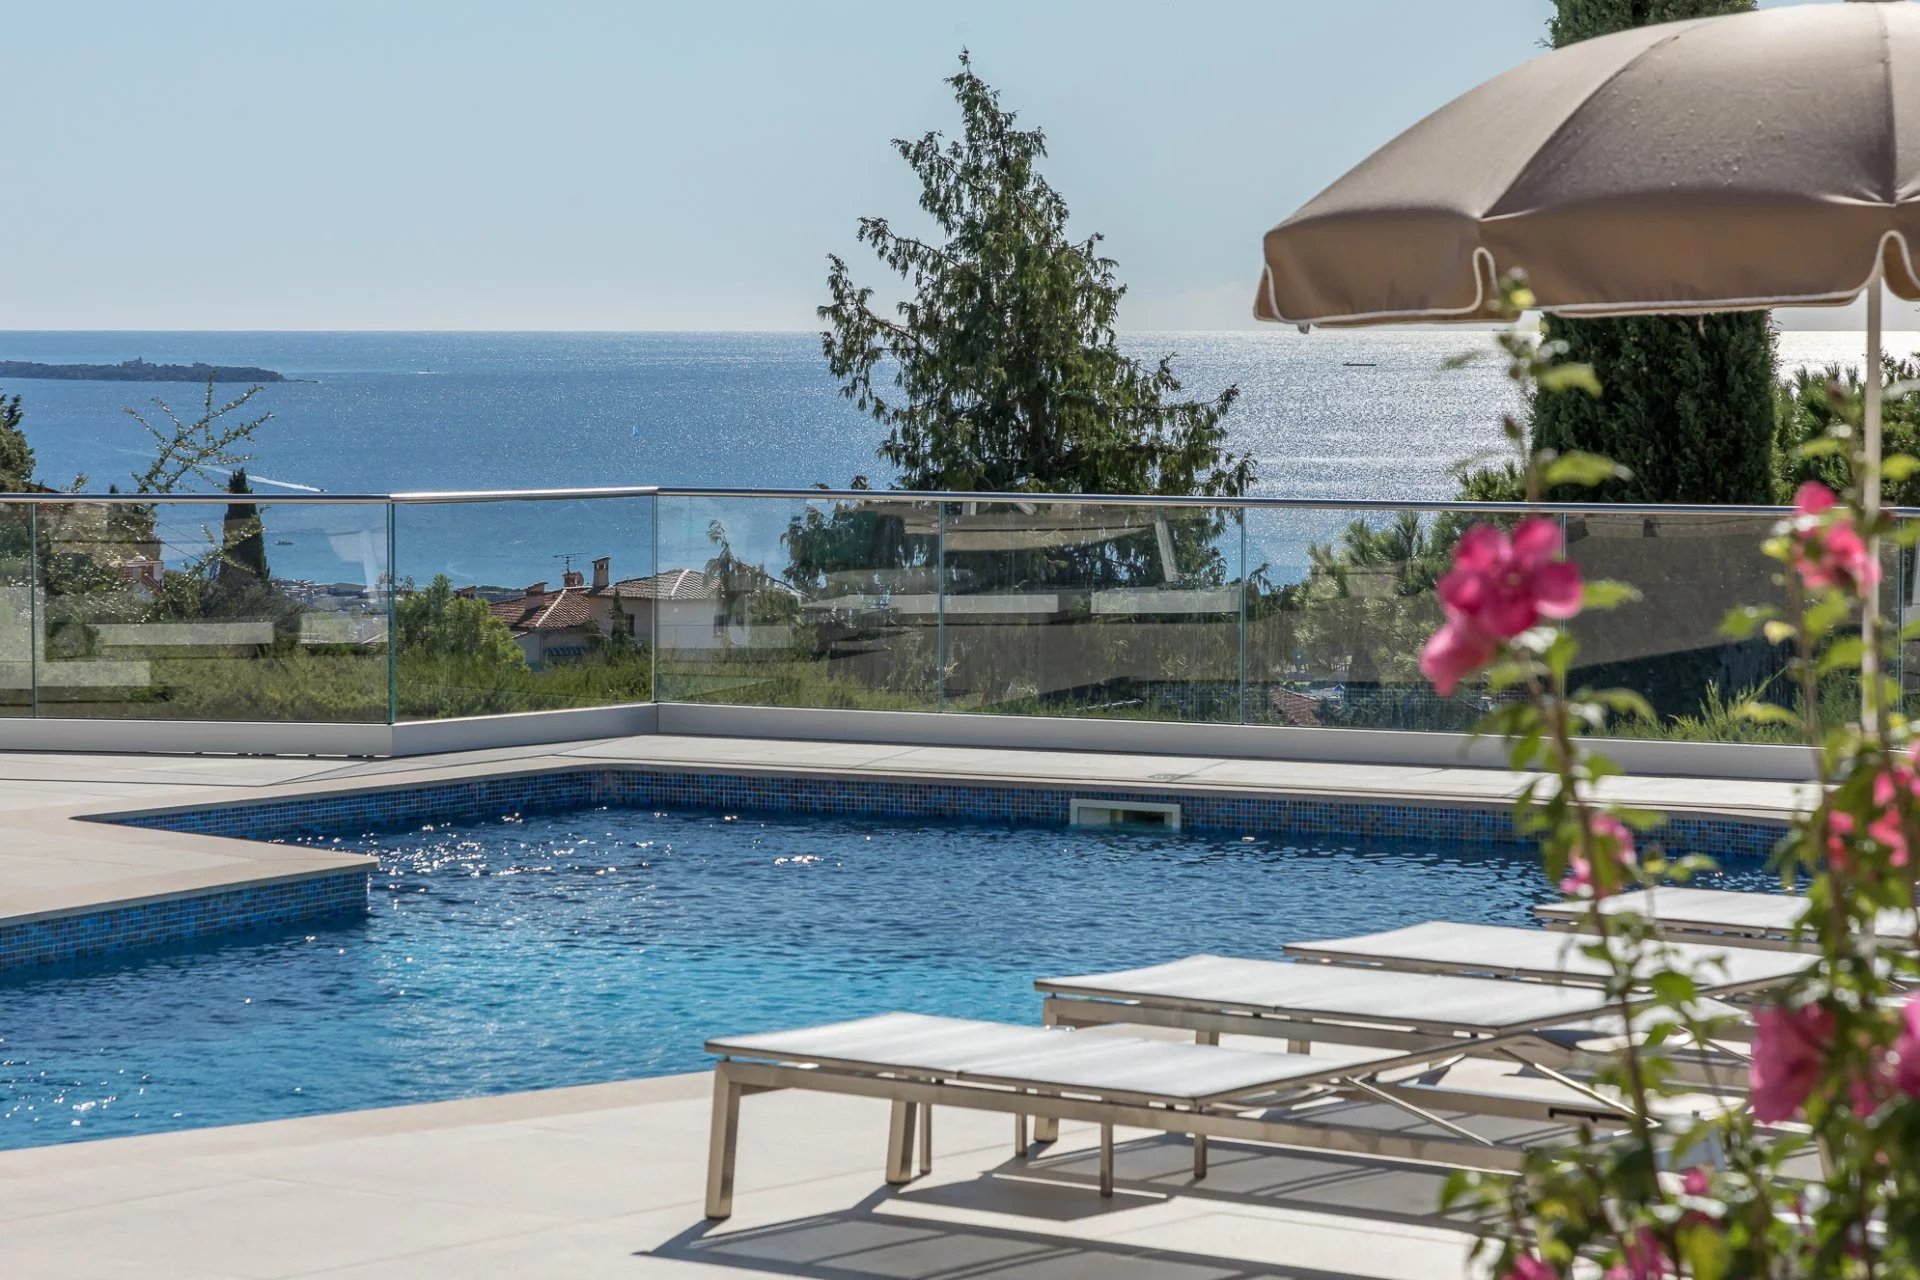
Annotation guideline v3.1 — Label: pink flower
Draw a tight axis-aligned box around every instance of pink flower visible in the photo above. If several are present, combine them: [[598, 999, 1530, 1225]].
[[1561, 814, 1637, 898], [1679, 1166, 1711, 1197], [1419, 517, 1583, 696], [1605, 1228, 1672, 1280], [1751, 1002, 1836, 1122], [1503, 1256, 1558, 1280], [1892, 998, 1920, 1099], [1419, 617, 1498, 696], [1825, 809, 1857, 871], [1867, 766, 1917, 868], [1437, 519, 1584, 640], [1788, 482, 1879, 594]]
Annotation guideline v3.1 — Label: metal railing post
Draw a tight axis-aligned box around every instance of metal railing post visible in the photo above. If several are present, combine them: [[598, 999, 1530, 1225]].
[[936, 502, 948, 713], [1237, 508, 1248, 725], [386, 501, 398, 725], [650, 494, 660, 704], [27, 503, 38, 720]]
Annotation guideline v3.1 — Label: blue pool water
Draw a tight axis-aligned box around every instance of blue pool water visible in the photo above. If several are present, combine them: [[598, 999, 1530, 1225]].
[[0, 806, 1781, 1149]]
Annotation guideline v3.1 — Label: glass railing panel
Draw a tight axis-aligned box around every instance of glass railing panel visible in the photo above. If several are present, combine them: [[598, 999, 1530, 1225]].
[[652, 493, 941, 709], [0, 504, 33, 717], [937, 501, 1242, 722], [1242, 505, 1470, 732], [1563, 508, 1825, 744], [391, 496, 652, 720], [32, 498, 390, 722]]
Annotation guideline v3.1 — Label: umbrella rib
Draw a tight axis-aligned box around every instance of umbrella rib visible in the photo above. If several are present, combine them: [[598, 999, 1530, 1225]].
[[1482, 21, 1700, 222], [1879, 5, 1900, 210]]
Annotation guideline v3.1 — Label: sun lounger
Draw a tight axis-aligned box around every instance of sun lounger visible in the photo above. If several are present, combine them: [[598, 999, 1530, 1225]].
[[1284, 921, 1813, 996], [1536, 887, 1920, 952], [1037, 953, 1751, 1097], [702, 1011, 1617, 1218]]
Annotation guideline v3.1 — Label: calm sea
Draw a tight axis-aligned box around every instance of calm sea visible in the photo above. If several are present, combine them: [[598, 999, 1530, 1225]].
[[0, 329, 1903, 588]]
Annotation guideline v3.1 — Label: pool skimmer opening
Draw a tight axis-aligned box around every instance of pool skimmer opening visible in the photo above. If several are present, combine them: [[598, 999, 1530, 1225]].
[[1068, 799, 1182, 832]]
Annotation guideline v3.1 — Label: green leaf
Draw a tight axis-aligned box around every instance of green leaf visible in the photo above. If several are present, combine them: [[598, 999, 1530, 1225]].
[[1678, 1223, 1732, 1280], [1733, 699, 1801, 726], [1762, 619, 1798, 644], [1580, 579, 1641, 611], [1587, 687, 1656, 722], [1815, 635, 1865, 675], [1534, 363, 1601, 397], [1649, 970, 1697, 1006], [1540, 450, 1625, 487], [1883, 453, 1920, 482], [1719, 604, 1776, 639], [1542, 630, 1577, 683], [1796, 436, 1847, 459], [1804, 593, 1853, 638]]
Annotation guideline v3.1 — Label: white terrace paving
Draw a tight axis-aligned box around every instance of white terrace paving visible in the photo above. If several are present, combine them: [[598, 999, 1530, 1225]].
[[0, 736, 1807, 1279], [0, 1064, 1504, 1280]]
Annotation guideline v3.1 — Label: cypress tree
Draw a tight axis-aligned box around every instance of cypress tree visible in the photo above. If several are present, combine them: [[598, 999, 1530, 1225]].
[[1533, 0, 1776, 503], [218, 468, 269, 590]]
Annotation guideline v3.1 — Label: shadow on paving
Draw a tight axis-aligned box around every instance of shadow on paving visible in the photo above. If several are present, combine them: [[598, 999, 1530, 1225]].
[[652, 1135, 1502, 1280], [1008, 1132, 1503, 1232]]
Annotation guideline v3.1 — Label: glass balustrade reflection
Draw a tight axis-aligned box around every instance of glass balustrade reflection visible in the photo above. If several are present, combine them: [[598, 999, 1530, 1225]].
[[0, 504, 32, 717], [1242, 506, 1469, 732], [391, 497, 652, 720], [652, 494, 941, 709], [32, 499, 390, 722], [938, 502, 1241, 722], [1561, 508, 1894, 745]]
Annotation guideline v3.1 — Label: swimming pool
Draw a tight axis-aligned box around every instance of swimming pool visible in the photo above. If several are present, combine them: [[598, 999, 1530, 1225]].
[[0, 804, 1780, 1149]]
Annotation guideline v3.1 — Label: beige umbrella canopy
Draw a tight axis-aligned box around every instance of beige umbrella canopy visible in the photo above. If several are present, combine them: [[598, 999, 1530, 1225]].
[[1256, 1, 1920, 328]]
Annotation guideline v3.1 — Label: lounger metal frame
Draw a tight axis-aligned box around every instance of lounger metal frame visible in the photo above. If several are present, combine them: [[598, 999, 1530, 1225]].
[[702, 1022, 1633, 1220], [1282, 924, 1811, 997], [1037, 969, 1746, 1101]]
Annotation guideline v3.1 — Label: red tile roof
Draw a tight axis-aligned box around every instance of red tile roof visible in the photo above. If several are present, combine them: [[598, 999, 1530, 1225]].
[[603, 569, 715, 602], [489, 587, 595, 632]]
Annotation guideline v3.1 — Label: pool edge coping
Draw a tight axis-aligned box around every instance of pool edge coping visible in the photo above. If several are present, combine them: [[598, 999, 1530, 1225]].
[[0, 749, 1805, 970]]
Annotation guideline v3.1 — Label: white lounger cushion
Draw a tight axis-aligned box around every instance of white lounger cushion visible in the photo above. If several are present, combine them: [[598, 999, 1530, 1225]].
[[1538, 887, 1918, 942], [707, 1012, 1400, 1106], [1039, 954, 1623, 1035], [1284, 921, 1812, 993]]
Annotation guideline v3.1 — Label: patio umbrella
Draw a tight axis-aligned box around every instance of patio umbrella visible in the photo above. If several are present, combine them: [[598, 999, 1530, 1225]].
[[1255, 0, 1920, 718]]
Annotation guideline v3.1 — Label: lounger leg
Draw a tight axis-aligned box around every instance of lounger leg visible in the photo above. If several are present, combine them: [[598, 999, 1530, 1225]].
[[1193, 1133, 1208, 1180], [918, 1102, 933, 1175], [1013, 1111, 1028, 1157], [1033, 1113, 1059, 1144], [1196, 1030, 1219, 1047], [704, 1064, 743, 1220], [886, 1099, 919, 1185], [1099, 1122, 1114, 1197], [1287, 1039, 1311, 1054]]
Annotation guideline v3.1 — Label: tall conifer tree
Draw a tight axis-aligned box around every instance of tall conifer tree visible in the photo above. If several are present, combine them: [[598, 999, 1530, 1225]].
[[820, 55, 1251, 497], [1533, 0, 1776, 503]]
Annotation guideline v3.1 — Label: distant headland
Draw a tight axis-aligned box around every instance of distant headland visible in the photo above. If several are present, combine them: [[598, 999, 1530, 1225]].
[[0, 358, 294, 383]]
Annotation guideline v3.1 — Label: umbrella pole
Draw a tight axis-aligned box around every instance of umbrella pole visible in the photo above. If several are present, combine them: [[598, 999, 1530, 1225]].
[[1865, 269, 1885, 733]]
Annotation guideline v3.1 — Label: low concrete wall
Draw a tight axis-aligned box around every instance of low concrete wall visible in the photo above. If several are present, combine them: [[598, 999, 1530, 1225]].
[[0, 699, 1814, 781], [654, 703, 1817, 782], [0, 703, 658, 759]]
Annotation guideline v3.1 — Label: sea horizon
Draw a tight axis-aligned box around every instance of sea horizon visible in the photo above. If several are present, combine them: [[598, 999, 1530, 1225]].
[[1, 327, 1904, 588]]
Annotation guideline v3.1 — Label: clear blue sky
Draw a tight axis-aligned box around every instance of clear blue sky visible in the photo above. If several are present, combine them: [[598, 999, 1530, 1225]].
[[0, 0, 1871, 331]]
